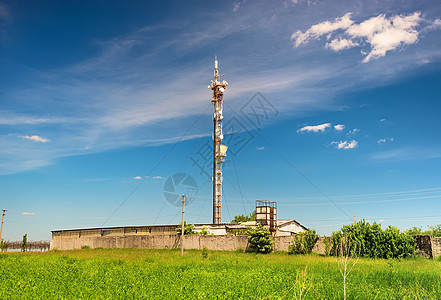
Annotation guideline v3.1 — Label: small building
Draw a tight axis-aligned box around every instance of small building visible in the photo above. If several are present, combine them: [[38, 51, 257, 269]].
[[275, 219, 308, 236]]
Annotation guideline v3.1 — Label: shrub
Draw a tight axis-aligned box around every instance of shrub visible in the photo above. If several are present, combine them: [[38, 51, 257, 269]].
[[199, 226, 209, 235], [330, 220, 415, 259], [81, 245, 91, 250], [429, 225, 441, 237], [0, 239, 6, 252], [21, 234, 27, 252], [247, 224, 273, 254], [288, 229, 319, 255], [176, 222, 195, 235], [202, 247, 208, 259]]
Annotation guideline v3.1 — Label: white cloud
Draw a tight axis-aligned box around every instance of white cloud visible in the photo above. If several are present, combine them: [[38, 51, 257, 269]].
[[347, 129, 359, 135], [326, 38, 358, 51], [371, 147, 441, 161], [380, 118, 387, 123], [292, 11, 439, 62], [22, 212, 36, 215], [334, 124, 345, 131], [153, 176, 164, 179], [349, 12, 422, 62], [427, 19, 441, 30], [233, 0, 246, 13], [332, 140, 358, 149], [133, 176, 142, 180], [297, 123, 331, 133], [19, 135, 50, 143], [256, 146, 265, 150], [291, 13, 353, 47], [377, 137, 394, 144]]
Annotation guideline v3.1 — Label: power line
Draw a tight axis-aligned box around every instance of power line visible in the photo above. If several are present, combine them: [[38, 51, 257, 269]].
[[101, 103, 212, 227], [224, 102, 352, 221]]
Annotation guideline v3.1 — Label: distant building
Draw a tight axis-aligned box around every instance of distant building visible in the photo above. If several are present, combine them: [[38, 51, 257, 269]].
[[50, 219, 309, 250]]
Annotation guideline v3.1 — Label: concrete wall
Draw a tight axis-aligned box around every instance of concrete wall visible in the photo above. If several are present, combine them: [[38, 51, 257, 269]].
[[431, 237, 441, 258], [50, 234, 441, 257], [414, 235, 432, 258], [50, 234, 250, 252]]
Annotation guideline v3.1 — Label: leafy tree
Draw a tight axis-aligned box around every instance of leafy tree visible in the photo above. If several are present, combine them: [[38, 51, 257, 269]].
[[429, 224, 441, 237], [405, 226, 423, 235], [199, 226, 209, 235], [22, 234, 27, 252], [247, 224, 273, 254], [288, 229, 319, 255], [231, 210, 256, 223], [176, 222, 195, 235]]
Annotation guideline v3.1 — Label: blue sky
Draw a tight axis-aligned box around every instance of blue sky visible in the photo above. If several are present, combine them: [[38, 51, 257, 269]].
[[1, 0, 441, 241]]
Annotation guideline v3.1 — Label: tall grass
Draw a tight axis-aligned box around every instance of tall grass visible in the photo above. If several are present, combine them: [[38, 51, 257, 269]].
[[0, 249, 439, 299]]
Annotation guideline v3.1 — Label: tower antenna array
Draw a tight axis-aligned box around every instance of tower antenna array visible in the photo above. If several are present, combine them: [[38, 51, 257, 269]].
[[209, 57, 228, 224]]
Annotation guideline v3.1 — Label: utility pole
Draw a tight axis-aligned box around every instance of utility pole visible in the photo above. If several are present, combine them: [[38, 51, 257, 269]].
[[0, 209, 6, 243], [181, 194, 186, 256], [209, 57, 228, 224]]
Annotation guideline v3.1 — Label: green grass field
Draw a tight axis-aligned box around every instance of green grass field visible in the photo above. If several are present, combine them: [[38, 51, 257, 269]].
[[0, 249, 440, 299]]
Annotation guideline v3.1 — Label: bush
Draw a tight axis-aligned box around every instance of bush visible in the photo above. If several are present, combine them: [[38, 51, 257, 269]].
[[81, 245, 91, 250], [288, 229, 319, 255], [199, 226, 209, 235], [202, 247, 208, 259], [429, 225, 441, 237], [22, 234, 27, 252], [330, 220, 415, 259], [176, 222, 195, 235], [247, 224, 273, 254]]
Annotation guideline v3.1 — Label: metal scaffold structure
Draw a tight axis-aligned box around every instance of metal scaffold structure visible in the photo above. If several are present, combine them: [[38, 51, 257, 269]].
[[209, 57, 228, 224]]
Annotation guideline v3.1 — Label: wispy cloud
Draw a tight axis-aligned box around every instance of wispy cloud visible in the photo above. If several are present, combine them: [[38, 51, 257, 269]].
[[292, 13, 354, 47], [233, 0, 246, 13], [22, 212, 36, 216], [371, 147, 441, 161], [2, 1, 441, 174], [292, 11, 440, 62], [347, 129, 359, 135], [19, 135, 50, 143], [332, 140, 358, 149], [133, 176, 142, 180], [298, 123, 331, 133], [377, 137, 394, 144], [153, 176, 164, 179], [256, 146, 265, 150]]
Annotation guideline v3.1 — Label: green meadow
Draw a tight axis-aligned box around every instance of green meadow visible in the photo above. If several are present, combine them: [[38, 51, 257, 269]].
[[0, 249, 440, 299]]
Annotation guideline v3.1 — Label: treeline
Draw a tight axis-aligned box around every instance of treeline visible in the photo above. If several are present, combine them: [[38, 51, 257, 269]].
[[288, 220, 438, 259], [405, 224, 441, 237], [0, 240, 50, 252]]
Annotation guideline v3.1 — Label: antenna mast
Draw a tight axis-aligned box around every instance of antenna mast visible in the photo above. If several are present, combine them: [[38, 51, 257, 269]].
[[209, 57, 228, 224]]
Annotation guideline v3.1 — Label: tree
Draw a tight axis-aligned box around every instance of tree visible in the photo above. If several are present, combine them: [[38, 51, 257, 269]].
[[231, 210, 256, 223], [288, 229, 319, 255], [22, 234, 27, 252], [247, 224, 273, 254], [176, 222, 195, 235], [429, 224, 441, 237], [337, 234, 359, 300]]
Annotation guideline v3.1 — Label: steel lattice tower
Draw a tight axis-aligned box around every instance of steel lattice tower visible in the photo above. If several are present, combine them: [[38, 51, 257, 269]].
[[209, 57, 228, 224]]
